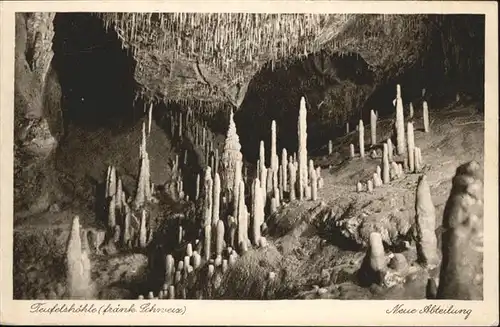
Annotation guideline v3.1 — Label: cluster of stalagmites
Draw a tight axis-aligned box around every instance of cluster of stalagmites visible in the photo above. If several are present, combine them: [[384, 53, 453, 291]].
[[354, 85, 427, 193], [135, 96, 325, 300]]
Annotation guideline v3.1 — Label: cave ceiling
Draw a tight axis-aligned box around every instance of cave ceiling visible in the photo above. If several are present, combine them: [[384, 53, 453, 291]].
[[94, 13, 432, 109]]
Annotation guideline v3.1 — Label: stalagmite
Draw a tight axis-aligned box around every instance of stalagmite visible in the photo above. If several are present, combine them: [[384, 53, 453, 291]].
[[108, 195, 116, 228], [346, 122, 350, 134], [415, 175, 438, 268], [414, 147, 421, 172], [109, 166, 117, 198], [203, 224, 212, 261], [148, 103, 153, 135], [358, 120, 365, 158], [281, 148, 288, 192], [215, 220, 225, 255], [373, 173, 382, 187], [395, 84, 406, 155], [270, 197, 278, 214], [328, 140, 333, 155], [356, 182, 363, 193], [252, 178, 263, 245], [212, 172, 221, 226], [437, 161, 483, 300], [382, 143, 390, 184], [409, 102, 414, 119], [423, 101, 430, 133], [311, 169, 318, 200], [221, 109, 243, 200], [192, 252, 201, 269], [370, 110, 377, 145], [288, 162, 296, 201], [266, 167, 273, 198], [165, 254, 175, 286], [122, 208, 131, 247], [407, 122, 415, 172], [237, 181, 248, 248], [367, 180, 373, 192], [297, 97, 308, 200], [204, 167, 213, 227], [387, 139, 394, 162], [369, 232, 386, 278], [139, 209, 147, 248], [390, 162, 399, 180], [270, 120, 279, 172], [66, 216, 93, 299], [259, 140, 266, 171], [195, 173, 200, 201], [232, 160, 243, 218], [186, 243, 193, 257], [349, 144, 355, 158]]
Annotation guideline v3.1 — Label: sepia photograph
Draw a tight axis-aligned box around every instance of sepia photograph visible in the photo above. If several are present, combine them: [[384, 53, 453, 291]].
[[1, 1, 498, 326]]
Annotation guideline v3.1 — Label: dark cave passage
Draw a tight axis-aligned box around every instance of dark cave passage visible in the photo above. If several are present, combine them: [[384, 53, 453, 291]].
[[52, 13, 141, 133]]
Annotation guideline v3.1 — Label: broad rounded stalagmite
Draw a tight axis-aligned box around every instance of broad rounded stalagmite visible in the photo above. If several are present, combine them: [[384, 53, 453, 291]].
[[437, 161, 483, 300], [368, 232, 386, 284], [415, 175, 439, 268]]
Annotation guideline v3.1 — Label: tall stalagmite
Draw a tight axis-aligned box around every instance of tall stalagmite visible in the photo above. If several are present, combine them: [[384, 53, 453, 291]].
[[423, 101, 430, 133], [359, 120, 365, 158], [221, 109, 243, 201], [395, 84, 406, 155], [407, 122, 415, 172], [297, 97, 308, 200], [437, 161, 483, 300], [370, 110, 377, 146]]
